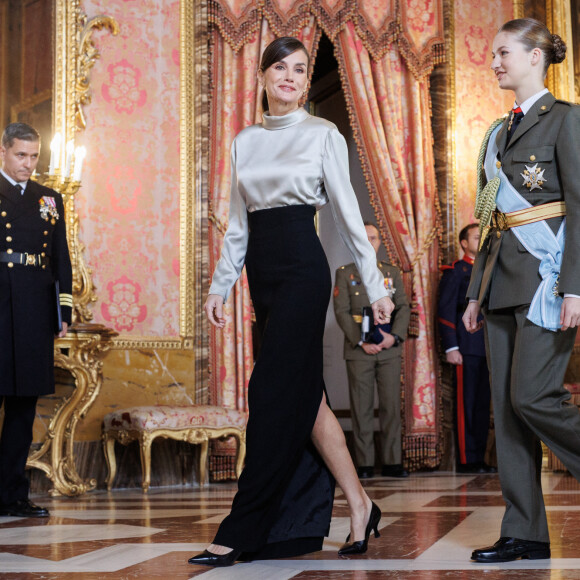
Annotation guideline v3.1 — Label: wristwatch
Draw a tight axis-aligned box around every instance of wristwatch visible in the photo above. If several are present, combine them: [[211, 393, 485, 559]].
[[391, 334, 403, 347]]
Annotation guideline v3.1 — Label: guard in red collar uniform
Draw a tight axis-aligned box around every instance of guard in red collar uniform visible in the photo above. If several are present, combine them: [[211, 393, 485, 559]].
[[438, 223, 493, 474], [0, 123, 72, 518]]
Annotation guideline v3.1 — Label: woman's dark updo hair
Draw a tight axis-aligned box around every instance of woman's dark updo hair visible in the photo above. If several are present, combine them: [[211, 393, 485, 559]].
[[499, 18, 567, 75], [259, 37, 310, 113]]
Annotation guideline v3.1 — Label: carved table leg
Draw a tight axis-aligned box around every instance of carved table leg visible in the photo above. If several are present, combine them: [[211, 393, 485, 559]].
[[103, 434, 118, 491], [140, 432, 154, 494], [198, 438, 209, 487]]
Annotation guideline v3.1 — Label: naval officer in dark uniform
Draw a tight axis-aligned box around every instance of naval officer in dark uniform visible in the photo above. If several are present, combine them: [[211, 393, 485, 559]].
[[438, 223, 493, 474], [463, 19, 580, 563], [334, 223, 410, 479], [0, 123, 72, 518]]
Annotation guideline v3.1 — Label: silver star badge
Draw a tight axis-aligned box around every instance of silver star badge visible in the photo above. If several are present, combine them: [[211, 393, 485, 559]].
[[521, 163, 547, 191]]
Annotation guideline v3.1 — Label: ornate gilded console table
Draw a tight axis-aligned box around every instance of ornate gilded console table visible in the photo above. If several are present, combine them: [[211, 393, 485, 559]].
[[27, 323, 117, 496]]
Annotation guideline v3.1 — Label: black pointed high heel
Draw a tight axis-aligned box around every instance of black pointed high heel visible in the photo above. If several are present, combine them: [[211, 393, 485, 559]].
[[188, 548, 242, 567], [338, 501, 381, 555]]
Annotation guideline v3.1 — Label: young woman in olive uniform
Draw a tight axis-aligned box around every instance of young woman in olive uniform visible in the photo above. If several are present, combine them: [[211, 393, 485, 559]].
[[463, 18, 580, 563]]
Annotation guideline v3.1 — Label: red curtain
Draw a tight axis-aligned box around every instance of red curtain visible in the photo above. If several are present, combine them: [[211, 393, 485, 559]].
[[208, 0, 444, 469]]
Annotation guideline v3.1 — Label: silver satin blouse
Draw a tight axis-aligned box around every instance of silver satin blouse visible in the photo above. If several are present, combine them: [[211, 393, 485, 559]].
[[209, 107, 388, 304]]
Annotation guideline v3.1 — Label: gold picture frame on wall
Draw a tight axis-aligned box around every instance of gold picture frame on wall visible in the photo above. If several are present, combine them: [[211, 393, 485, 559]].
[[50, 0, 209, 360]]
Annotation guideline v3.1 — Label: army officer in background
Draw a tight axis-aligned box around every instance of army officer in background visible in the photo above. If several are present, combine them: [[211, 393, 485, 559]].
[[0, 123, 72, 518], [334, 223, 410, 479]]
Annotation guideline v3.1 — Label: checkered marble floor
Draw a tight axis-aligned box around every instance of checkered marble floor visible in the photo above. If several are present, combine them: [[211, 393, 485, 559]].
[[2, 471, 580, 579]]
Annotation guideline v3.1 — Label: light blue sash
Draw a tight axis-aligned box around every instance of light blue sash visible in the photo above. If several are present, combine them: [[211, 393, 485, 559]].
[[484, 124, 565, 331]]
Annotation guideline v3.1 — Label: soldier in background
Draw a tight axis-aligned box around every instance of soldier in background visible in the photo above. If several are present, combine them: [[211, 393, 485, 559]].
[[438, 223, 494, 474], [334, 223, 411, 479], [0, 123, 72, 518]]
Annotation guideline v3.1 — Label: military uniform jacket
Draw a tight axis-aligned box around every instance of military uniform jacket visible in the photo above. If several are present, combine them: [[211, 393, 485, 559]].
[[467, 93, 580, 308], [333, 261, 410, 361], [0, 175, 72, 396], [438, 257, 485, 357]]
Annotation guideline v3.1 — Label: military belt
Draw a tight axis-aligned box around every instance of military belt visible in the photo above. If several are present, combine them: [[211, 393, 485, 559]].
[[352, 314, 363, 323], [0, 251, 50, 268], [491, 201, 566, 231]]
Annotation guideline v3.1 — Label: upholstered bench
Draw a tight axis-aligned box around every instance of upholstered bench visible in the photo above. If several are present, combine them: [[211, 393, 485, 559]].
[[103, 405, 247, 492]]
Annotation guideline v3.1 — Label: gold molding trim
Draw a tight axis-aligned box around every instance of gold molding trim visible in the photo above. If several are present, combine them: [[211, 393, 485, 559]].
[[512, 0, 524, 19], [180, 0, 209, 392], [53, 1, 119, 142], [545, 0, 575, 102], [180, 0, 195, 346], [111, 336, 194, 349], [75, 14, 120, 130]]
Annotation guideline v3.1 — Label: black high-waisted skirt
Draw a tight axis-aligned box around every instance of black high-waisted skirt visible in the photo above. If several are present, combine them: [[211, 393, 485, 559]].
[[213, 204, 335, 560]]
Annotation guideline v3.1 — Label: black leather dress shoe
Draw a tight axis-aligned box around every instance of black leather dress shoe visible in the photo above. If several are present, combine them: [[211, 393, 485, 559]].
[[338, 501, 381, 555], [471, 537, 551, 562], [357, 466, 375, 479], [0, 499, 49, 518], [381, 464, 409, 478], [188, 549, 242, 567]]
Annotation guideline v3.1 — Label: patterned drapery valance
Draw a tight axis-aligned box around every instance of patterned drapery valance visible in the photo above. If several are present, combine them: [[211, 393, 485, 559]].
[[209, 0, 445, 78]]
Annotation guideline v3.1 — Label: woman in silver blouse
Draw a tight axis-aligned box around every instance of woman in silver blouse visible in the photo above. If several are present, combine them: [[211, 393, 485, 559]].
[[189, 37, 394, 568]]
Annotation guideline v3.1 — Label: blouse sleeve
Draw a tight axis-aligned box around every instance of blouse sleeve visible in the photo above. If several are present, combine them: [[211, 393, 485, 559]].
[[208, 141, 249, 302], [322, 127, 387, 304]]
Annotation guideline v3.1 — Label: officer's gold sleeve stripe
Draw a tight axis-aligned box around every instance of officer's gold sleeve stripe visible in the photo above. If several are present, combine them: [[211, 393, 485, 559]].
[[59, 293, 73, 306]]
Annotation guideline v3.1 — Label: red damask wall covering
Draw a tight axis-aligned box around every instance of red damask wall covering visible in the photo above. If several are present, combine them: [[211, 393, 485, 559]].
[[69, 0, 514, 443]]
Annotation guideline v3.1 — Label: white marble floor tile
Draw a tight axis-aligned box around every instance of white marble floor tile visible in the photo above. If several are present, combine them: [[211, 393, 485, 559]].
[[0, 524, 163, 544], [49, 508, 227, 519], [0, 543, 206, 573], [194, 562, 302, 579]]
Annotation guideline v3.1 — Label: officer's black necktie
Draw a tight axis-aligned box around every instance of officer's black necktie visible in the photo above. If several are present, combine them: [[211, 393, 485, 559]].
[[14, 184, 23, 195], [506, 107, 524, 146]]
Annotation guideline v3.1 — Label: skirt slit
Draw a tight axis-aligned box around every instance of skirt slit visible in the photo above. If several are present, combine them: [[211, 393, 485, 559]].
[[213, 205, 335, 559]]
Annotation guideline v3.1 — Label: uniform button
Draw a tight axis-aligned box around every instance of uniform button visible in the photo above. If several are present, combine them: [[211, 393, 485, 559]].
[[43, 231, 48, 235], [495, 161, 501, 169], [541, 105, 546, 110], [530, 155, 536, 161], [6, 236, 11, 242], [6, 249, 12, 254], [355, 292, 360, 296], [496, 231, 501, 238], [41, 252, 45, 257], [43, 243, 47, 247], [1, 211, 6, 217], [7, 262, 13, 268], [42, 265, 46, 269], [6, 223, 11, 229]]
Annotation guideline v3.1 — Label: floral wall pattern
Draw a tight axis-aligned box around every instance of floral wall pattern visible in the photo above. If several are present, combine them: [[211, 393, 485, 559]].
[[78, 0, 180, 339], [454, 1, 514, 230]]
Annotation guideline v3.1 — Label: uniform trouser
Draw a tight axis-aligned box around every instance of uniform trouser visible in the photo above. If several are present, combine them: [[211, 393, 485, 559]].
[[346, 355, 402, 467], [484, 305, 580, 542], [455, 355, 491, 465], [0, 396, 38, 506]]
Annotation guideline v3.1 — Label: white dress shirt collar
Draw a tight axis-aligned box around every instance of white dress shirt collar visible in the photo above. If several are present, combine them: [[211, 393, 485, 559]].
[[514, 87, 549, 115]]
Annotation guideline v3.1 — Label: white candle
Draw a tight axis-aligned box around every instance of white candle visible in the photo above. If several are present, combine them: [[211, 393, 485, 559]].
[[64, 141, 75, 178], [49, 133, 62, 175], [72, 146, 86, 182]]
